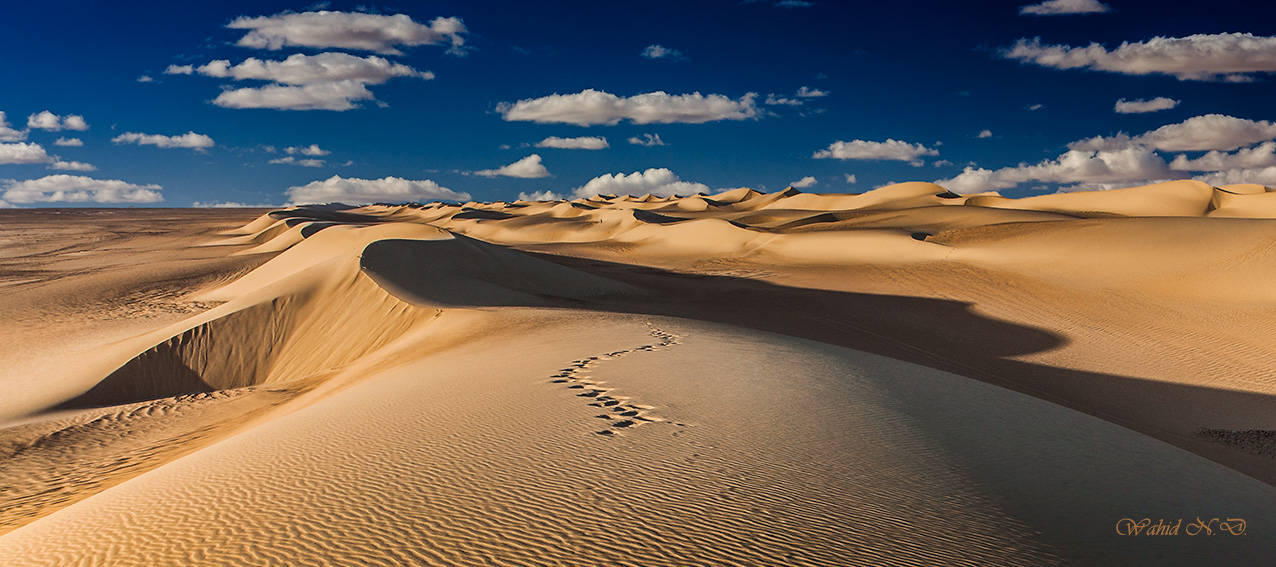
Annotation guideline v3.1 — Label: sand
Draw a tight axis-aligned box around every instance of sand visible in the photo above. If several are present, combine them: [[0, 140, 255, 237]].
[[1, 181, 1275, 565]]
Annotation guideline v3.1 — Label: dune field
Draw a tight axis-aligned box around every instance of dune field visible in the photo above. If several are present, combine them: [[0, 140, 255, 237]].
[[2, 180, 1276, 565]]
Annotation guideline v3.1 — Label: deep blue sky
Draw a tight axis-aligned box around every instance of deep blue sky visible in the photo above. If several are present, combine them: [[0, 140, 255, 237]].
[[2, 0, 1275, 206]]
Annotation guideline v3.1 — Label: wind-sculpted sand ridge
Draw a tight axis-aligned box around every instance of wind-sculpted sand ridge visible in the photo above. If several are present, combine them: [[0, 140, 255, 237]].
[[3, 180, 1276, 564]]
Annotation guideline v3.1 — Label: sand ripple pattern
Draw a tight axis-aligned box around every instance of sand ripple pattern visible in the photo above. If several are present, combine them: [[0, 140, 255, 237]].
[[548, 323, 682, 435]]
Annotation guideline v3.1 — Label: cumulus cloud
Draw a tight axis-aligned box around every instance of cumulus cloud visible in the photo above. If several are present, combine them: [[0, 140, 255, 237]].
[[628, 133, 667, 147], [286, 175, 469, 204], [977, 129, 993, 138], [517, 190, 564, 201], [27, 111, 88, 131], [48, 160, 96, 172], [573, 168, 708, 198], [1069, 114, 1276, 152], [936, 147, 1184, 193], [269, 156, 326, 167], [796, 86, 828, 98], [53, 137, 83, 147], [1170, 141, 1276, 171], [192, 53, 431, 85], [212, 81, 375, 111], [475, 154, 551, 178], [535, 136, 609, 150], [789, 176, 817, 188], [0, 112, 26, 142], [2, 175, 163, 203], [228, 10, 467, 55], [497, 89, 760, 126], [286, 144, 330, 156], [813, 139, 939, 166], [1195, 167, 1276, 187], [1113, 97, 1180, 114], [0, 142, 53, 164], [112, 131, 215, 149], [1000, 33, 1276, 82], [1019, 0, 1112, 16], [641, 45, 684, 60], [165, 64, 194, 75]]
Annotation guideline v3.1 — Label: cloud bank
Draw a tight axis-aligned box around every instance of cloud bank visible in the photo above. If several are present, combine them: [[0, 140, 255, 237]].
[[2, 175, 162, 203], [1018, 0, 1112, 16], [1001, 33, 1276, 81], [287, 175, 470, 204]]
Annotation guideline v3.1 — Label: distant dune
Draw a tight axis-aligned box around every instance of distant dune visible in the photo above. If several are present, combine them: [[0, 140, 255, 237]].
[[2, 182, 1275, 565]]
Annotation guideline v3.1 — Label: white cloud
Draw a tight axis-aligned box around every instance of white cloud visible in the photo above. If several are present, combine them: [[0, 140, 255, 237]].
[[1070, 114, 1276, 152], [475, 154, 551, 178], [165, 64, 194, 75], [2, 175, 163, 203], [535, 136, 609, 150], [193, 53, 431, 85], [1195, 167, 1276, 187], [936, 147, 1184, 193], [977, 129, 993, 138], [1019, 0, 1112, 16], [0, 112, 27, 141], [0, 199, 12, 208], [212, 80, 375, 111], [27, 111, 88, 131], [1001, 33, 1276, 82], [137, 75, 155, 83], [813, 139, 939, 166], [112, 131, 215, 149], [269, 156, 326, 167], [517, 190, 564, 201], [286, 144, 330, 156], [497, 89, 760, 126], [1114, 97, 1179, 114], [1169, 141, 1276, 171], [1027, 103, 1044, 111], [53, 137, 83, 147], [0, 142, 53, 164], [641, 45, 684, 60], [796, 86, 828, 98], [628, 133, 667, 147], [765, 94, 802, 106], [573, 168, 708, 198], [192, 201, 277, 208], [844, 173, 857, 184], [286, 175, 469, 204], [789, 176, 818, 188], [228, 10, 467, 55], [48, 160, 96, 172]]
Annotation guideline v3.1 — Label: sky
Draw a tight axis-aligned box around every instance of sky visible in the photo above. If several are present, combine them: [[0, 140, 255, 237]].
[[2, 0, 1276, 207]]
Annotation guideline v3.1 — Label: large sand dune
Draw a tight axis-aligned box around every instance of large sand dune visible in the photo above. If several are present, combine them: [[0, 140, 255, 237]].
[[2, 181, 1275, 565]]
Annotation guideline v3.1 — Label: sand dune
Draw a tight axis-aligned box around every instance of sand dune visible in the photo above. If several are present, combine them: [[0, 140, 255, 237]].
[[2, 181, 1275, 565]]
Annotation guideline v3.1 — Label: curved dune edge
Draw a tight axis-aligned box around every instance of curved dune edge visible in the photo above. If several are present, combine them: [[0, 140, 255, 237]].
[[2, 180, 1276, 563]]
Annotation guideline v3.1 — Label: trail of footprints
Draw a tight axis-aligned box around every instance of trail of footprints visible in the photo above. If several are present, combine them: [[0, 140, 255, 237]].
[[550, 324, 683, 436]]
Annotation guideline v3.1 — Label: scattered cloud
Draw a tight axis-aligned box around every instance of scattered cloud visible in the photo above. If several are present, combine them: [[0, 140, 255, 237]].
[[1114, 97, 1180, 114], [775, 0, 814, 7], [190, 53, 431, 85], [765, 94, 802, 106], [2, 175, 163, 203], [1026, 103, 1044, 111], [844, 173, 857, 183], [286, 175, 469, 204], [795, 86, 828, 98], [765, 86, 829, 107], [212, 81, 375, 111], [574, 168, 708, 198], [1170, 141, 1276, 171], [165, 64, 194, 75], [936, 147, 1183, 193], [112, 131, 215, 149], [286, 144, 330, 156], [192, 201, 277, 208], [1018, 0, 1112, 16], [137, 75, 155, 83], [1069, 114, 1276, 152], [977, 129, 993, 138], [497, 89, 760, 126], [641, 45, 684, 60], [475, 154, 551, 178], [517, 190, 564, 201], [0, 112, 27, 142], [48, 160, 96, 171], [628, 133, 667, 147], [535, 136, 609, 150], [789, 176, 817, 188], [0, 142, 53, 164], [227, 10, 467, 56], [53, 137, 83, 147], [269, 156, 326, 167], [27, 111, 88, 131], [813, 139, 939, 166], [933, 160, 954, 167], [1000, 33, 1276, 82]]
